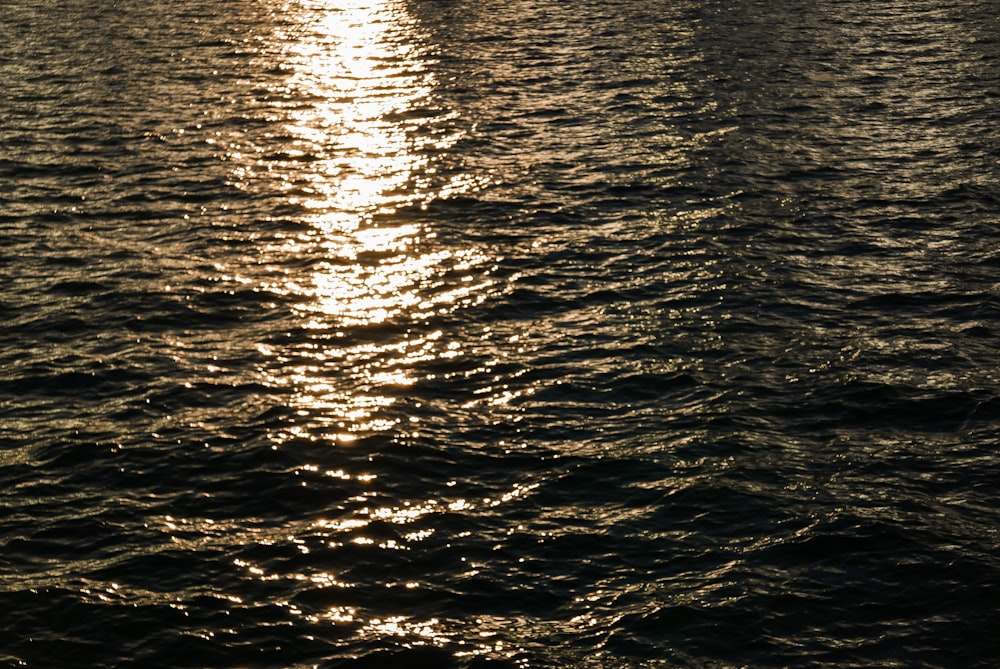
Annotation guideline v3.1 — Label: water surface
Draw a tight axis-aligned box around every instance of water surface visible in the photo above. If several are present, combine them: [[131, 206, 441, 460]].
[[3, 0, 1000, 666]]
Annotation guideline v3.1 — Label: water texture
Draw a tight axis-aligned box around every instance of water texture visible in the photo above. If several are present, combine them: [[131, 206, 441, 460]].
[[2, 0, 1000, 666]]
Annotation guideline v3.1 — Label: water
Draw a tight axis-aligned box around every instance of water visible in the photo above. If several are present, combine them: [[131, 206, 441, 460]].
[[3, 0, 1000, 666]]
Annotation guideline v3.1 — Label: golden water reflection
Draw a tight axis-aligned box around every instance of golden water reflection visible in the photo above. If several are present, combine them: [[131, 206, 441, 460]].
[[278, 1, 456, 230], [223, 1, 531, 659], [253, 0, 493, 441]]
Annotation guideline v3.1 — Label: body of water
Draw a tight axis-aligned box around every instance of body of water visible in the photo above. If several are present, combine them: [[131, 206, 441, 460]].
[[3, 0, 1000, 666]]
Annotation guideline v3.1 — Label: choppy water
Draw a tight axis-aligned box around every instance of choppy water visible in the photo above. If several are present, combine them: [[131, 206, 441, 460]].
[[3, 0, 1000, 666]]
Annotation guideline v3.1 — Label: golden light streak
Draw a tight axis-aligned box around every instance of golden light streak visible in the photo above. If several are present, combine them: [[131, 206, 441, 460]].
[[247, 0, 495, 442]]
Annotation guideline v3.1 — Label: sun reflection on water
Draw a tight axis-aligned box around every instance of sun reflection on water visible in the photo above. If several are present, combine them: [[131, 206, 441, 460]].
[[280, 4, 447, 229], [220, 0, 533, 659], [249, 0, 493, 442]]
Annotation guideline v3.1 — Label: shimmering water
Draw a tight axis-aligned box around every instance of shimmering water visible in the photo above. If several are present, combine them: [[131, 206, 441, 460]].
[[3, 0, 1000, 666]]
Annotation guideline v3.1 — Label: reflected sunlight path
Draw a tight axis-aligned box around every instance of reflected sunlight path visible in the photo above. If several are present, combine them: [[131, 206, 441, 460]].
[[249, 0, 493, 443]]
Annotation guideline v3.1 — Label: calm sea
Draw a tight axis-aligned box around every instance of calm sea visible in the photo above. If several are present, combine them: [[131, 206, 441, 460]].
[[3, 0, 1000, 666]]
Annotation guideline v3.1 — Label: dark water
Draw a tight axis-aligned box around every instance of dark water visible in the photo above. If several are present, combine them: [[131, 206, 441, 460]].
[[3, 0, 1000, 666]]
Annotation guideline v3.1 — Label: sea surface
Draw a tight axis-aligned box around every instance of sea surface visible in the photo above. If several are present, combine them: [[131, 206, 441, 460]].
[[3, 0, 1000, 666]]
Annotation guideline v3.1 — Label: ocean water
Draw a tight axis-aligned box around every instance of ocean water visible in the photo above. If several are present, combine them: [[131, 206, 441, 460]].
[[3, 0, 1000, 666]]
